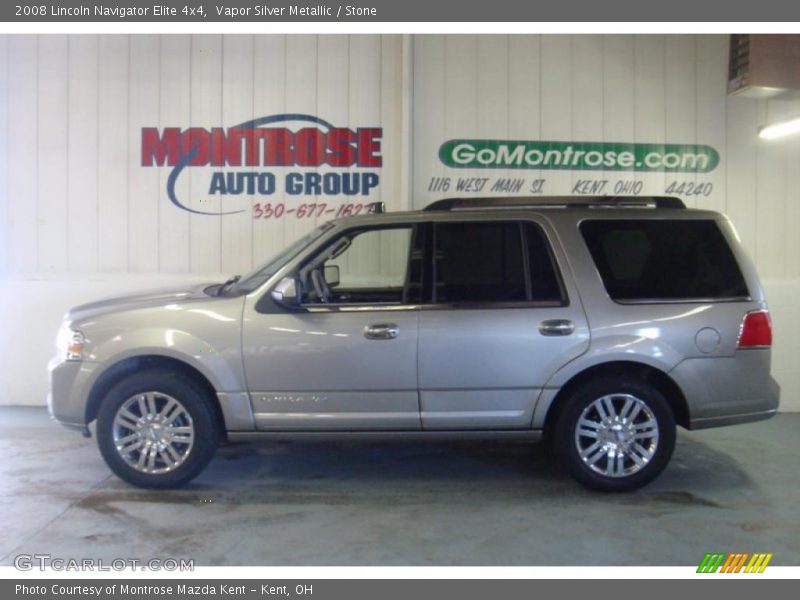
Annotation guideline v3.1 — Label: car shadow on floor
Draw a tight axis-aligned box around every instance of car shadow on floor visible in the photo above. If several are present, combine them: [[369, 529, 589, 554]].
[[85, 432, 756, 512]]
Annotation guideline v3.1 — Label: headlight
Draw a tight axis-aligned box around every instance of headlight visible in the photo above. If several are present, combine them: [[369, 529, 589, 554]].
[[56, 323, 85, 361]]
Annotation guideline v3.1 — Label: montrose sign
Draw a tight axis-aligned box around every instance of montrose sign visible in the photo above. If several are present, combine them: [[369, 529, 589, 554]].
[[141, 114, 382, 215]]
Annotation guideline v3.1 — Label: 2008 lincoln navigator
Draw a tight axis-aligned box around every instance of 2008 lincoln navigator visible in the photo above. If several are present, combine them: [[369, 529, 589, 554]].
[[48, 196, 779, 491]]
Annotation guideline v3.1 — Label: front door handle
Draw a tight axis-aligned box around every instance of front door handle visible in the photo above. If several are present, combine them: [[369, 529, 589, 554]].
[[539, 319, 574, 336], [364, 323, 399, 340]]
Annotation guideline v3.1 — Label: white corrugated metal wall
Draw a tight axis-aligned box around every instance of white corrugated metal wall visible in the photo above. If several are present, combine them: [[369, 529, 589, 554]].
[[1, 34, 799, 410], [0, 34, 406, 278]]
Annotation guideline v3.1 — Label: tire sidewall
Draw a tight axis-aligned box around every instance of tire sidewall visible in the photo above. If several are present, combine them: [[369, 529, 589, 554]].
[[96, 370, 218, 489], [555, 377, 676, 492]]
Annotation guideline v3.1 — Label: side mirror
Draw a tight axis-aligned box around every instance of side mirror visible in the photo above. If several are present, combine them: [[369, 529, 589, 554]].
[[271, 276, 300, 308], [323, 265, 340, 288]]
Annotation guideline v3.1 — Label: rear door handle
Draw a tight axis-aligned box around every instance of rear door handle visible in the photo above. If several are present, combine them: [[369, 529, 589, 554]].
[[539, 319, 574, 336], [364, 323, 399, 340]]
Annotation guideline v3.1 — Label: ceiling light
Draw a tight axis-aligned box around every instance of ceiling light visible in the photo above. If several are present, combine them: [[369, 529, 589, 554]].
[[759, 116, 800, 140]]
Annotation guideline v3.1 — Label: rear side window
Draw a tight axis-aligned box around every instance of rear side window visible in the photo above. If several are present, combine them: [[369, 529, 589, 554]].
[[433, 221, 564, 305], [580, 219, 749, 302]]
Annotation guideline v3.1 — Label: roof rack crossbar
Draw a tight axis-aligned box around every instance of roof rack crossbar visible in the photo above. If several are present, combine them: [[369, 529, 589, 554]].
[[423, 196, 686, 211]]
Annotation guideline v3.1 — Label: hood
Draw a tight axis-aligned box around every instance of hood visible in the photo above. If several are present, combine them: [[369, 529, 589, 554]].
[[67, 283, 216, 324]]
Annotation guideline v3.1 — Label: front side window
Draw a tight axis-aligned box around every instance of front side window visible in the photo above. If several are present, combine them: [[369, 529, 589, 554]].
[[580, 219, 749, 302], [234, 223, 333, 293], [300, 226, 413, 305]]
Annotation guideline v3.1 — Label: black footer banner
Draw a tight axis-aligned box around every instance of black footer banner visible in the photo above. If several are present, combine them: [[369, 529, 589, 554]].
[[4, 579, 797, 600]]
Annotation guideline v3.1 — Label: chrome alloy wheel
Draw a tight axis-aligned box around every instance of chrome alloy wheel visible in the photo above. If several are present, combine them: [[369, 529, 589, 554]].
[[573, 393, 659, 478], [112, 392, 195, 474]]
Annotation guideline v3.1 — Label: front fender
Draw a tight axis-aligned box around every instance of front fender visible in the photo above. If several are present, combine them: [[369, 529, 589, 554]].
[[85, 328, 244, 394]]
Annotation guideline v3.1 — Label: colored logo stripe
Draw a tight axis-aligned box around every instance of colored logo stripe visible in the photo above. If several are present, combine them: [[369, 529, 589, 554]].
[[745, 553, 773, 573], [720, 553, 748, 573], [697, 552, 772, 573], [697, 553, 726, 573]]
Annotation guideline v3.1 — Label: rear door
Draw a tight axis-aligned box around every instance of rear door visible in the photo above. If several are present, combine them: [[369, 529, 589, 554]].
[[417, 218, 590, 429]]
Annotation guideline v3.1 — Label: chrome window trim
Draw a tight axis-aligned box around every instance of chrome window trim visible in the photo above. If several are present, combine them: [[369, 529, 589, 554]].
[[298, 300, 568, 313], [610, 296, 752, 306], [302, 304, 422, 313], [419, 300, 567, 311]]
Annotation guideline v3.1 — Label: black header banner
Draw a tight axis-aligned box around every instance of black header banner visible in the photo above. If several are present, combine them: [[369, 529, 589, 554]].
[[3, 0, 800, 22]]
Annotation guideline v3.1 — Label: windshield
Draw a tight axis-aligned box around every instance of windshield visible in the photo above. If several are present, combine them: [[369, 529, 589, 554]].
[[231, 224, 334, 293]]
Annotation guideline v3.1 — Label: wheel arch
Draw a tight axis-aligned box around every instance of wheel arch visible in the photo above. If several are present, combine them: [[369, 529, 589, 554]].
[[84, 354, 227, 438], [541, 360, 690, 433]]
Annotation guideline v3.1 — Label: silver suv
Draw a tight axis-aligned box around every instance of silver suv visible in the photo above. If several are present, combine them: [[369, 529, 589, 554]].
[[48, 196, 779, 492]]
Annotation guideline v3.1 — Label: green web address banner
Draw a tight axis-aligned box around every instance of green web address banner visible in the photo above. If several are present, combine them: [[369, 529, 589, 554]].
[[440, 140, 720, 173]]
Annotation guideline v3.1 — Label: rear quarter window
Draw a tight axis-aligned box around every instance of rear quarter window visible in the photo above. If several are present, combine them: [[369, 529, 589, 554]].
[[580, 219, 749, 302]]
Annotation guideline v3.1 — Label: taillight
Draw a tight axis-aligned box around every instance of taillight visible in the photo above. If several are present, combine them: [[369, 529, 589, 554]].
[[738, 310, 772, 348]]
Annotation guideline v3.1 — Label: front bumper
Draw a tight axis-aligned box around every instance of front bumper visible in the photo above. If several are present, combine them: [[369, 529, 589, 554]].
[[47, 356, 98, 434]]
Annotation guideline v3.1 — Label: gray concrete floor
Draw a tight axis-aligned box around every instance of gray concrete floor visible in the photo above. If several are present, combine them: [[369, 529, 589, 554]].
[[1, 407, 798, 566]]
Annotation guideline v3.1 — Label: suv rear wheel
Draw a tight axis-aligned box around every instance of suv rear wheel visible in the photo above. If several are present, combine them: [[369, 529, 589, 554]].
[[96, 369, 219, 488], [554, 376, 676, 492]]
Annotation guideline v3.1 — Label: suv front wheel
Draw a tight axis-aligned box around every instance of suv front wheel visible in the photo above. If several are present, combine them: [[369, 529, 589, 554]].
[[96, 369, 219, 489], [554, 376, 676, 492]]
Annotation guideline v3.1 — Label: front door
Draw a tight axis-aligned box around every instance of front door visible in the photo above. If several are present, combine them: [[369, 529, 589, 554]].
[[418, 219, 590, 429], [242, 224, 421, 431]]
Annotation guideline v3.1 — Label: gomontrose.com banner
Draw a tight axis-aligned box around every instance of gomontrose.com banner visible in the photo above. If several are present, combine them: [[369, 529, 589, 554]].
[[439, 140, 719, 173]]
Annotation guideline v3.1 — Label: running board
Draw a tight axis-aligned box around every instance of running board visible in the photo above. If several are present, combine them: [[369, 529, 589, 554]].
[[226, 429, 543, 442]]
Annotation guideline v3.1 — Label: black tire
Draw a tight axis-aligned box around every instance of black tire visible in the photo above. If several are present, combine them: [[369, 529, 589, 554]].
[[553, 376, 676, 492], [96, 369, 219, 489]]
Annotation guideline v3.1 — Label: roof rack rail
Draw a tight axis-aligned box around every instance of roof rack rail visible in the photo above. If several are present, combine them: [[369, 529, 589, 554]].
[[366, 201, 386, 214], [423, 196, 686, 211]]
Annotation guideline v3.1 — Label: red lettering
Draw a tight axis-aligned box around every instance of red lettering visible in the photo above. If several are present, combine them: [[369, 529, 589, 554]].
[[180, 128, 211, 166], [141, 127, 180, 166], [294, 128, 326, 167], [210, 127, 248, 167], [261, 129, 293, 166], [357, 128, 382, 167], [143, 124, 383, 168], [327, 128, 357, 166]]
